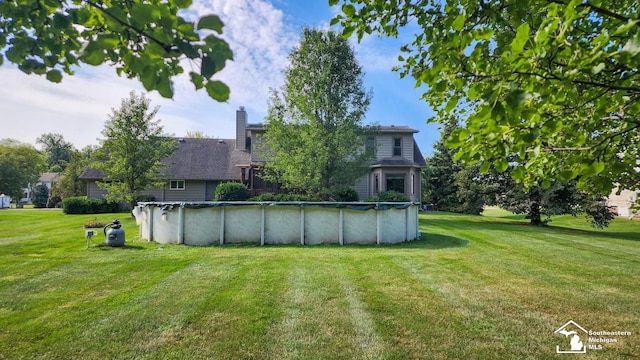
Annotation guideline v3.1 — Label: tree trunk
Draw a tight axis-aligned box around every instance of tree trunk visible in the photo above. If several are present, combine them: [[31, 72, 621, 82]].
[[528, 202, 543, 225]]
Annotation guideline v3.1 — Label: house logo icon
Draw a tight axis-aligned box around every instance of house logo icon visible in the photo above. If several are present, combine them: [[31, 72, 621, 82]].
[[554, 320, 588, 354]]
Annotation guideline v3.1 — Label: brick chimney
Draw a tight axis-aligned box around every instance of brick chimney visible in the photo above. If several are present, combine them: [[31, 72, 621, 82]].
[[236, 106, 247, 150]]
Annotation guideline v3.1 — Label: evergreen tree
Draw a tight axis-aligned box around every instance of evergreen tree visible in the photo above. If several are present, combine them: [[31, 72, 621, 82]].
[[424, 118, 486, 214]]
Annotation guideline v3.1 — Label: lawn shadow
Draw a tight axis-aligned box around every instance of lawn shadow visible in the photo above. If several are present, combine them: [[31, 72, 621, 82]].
[[93, 243, 146, 251], [398, 233, 469, 249], [546, 226, 640, 242]]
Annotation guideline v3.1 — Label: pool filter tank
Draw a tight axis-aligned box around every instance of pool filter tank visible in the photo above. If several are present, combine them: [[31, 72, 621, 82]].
[[103, 219, 125, 247]]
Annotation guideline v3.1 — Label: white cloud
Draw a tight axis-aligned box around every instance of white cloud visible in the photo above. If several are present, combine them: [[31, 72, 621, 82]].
[[0, 0, 298, 149]]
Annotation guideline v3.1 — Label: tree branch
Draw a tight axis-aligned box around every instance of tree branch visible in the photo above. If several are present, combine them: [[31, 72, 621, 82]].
[[83, 0, 172, 53], [545, 121, 640, 152]]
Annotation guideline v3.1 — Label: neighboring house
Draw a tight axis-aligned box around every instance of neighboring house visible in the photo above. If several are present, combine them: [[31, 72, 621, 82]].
[[79, 137, 250, 201], [607, 187, 639, 218], [80, 107, 426, 202], [20, 172, 61, 203]]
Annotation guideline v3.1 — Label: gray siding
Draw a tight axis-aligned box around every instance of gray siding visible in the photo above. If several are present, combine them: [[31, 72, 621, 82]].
[[376, 135, 393, 158], [163, 180, 206, 201], [87, 182, 108, 198], [374, 134, 414, 161], [353, 174, 369, 201]]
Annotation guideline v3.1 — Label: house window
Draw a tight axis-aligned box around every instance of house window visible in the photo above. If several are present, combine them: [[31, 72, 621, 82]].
[[386, 175, 405, 194], [170, 180, 185, 190], [411, 174, 415, 195], [393, 138, 402, 156], [374, 175, 379, 194]]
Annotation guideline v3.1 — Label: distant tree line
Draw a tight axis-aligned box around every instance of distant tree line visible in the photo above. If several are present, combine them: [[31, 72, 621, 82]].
[[422, 119, 614, 228]]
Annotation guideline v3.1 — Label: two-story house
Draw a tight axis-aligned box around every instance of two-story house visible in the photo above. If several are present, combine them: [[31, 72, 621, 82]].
[[80, 107, 426, 202]]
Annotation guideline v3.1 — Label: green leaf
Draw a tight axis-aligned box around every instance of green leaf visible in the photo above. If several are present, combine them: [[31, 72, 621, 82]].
[[201, 55, 216, 78], [342, 26, 355, 39], [621, 33, 640, 56], [156, 74, 173, 98], [205, 80, 230, 102], [197, 15, 224, 33], [505, 90, 528, 110], [592, 62, 605, 74], [558, 169, 575, 181], [589, 161, 605, 175], [177, 41, 199, 59], [46, 70, 63, 83], [511, 23, 530, 53], [104, 7, 127, 32], [511, 166, 525, 181], [495, 158, 509, 173], [79, 42, 105, 66], [452, 14, 465, 31], [131, 4, 160, 24], [479, 161, 491, 173], [6, 46, 24, 63], [329, 0, 339, 6], [174, 0, 192, 8], [342, 4, 356, 17], [140, 66, 158, 91], [190, 72, 204, 90]]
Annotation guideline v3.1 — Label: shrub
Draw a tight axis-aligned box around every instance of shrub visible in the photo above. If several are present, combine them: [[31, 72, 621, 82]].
[[47, 196, 62, 208], [214, 182, 249, 201], [366, 191, 410, 202], [83, 218, 107, 228], [248, 193, 321, 202], [33, 184, 50, 208], [62, 196, 120, 214], [248, 193, 276, 201], [330, 186, 359, 202], [275, 193, 319, 201]]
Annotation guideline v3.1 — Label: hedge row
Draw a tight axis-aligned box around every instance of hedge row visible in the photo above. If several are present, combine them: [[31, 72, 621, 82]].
[[62, 196, 120, 214], [248, 193, 321, 202]]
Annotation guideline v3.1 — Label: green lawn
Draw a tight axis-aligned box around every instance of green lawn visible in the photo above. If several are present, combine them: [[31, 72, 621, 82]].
[[0, 209, 638, 359]]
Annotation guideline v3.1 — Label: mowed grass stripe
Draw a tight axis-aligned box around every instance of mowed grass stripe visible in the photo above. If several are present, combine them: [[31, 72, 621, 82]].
[[266, 257, 386, 360], [0, 210, 638, 359]]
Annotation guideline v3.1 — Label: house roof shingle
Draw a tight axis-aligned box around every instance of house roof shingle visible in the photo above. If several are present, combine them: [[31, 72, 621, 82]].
[[79, 138, 249, 181], [39, 172, 61, 183]]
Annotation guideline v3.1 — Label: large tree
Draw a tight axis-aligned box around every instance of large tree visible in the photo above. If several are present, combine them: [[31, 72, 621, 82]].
[[423, 119, 462, 211], [52, 146, 96, 199], [262, 28, 373, 197], [0, 139, 45, 199], [423, 118, 493, 214], [36, 133, 74, 172], [333, 0, 640, 197], [94, 91, 176, 208], [1, 0, 231, 100], [492, 173, 614, 228]]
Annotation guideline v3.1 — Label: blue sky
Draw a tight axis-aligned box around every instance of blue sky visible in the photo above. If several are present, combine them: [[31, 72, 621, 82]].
[[0, 0, 439, 155]]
